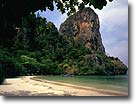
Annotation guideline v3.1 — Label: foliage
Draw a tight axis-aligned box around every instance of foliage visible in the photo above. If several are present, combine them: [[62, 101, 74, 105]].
[[0, 1, 128, 86], [0, 0, 114, 21], [0, 0, 114, 48], [0, 13, 127, 83], [0, 48, 19, 79]]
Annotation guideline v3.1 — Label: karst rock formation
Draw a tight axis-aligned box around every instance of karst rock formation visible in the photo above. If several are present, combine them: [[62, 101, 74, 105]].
[[59, 7, 105, 53], [59, 7, 127, 75]]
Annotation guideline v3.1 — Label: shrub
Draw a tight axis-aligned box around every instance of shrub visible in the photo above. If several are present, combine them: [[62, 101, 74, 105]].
[[20, 55, 41, 75], [0, 48, 19, 78], [40, 58, 59, 75]]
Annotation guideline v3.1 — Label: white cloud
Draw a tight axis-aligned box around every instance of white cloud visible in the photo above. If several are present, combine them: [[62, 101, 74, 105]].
[[94, 0, 128, 32], [92, 0, 128, 66], [56, 13, 67, 29], [105, 40, 128, 66]]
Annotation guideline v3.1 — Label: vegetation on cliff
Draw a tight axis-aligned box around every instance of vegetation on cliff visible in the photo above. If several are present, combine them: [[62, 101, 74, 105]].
[[0, 0, 127, 85], [0, 13, 127, 84]]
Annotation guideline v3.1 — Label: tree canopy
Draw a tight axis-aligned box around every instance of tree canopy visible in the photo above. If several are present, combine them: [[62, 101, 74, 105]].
[[0, 0, 114, 25], [0, 0, 114, 47], [0, 11, 127, 84], [1, 0, 127, 85]]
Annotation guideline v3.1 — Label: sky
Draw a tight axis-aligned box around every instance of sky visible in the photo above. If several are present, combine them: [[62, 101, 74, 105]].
[[36, 0, 128, 66]]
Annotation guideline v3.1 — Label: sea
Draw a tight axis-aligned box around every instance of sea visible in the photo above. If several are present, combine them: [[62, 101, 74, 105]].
[[39, 75, 128, 93]]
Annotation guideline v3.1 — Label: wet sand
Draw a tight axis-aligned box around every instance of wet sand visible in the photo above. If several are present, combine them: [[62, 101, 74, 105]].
[[0, 76, 128, 96]]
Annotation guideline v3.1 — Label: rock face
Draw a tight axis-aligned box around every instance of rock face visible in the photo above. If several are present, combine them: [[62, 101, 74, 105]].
[[59, 7, 105, 53], [59, 7, 127, 75]]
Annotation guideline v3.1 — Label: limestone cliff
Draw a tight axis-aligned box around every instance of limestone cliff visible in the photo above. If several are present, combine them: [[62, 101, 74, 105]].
[[59, 7, 105, 53], [59, 7, 127, 75]]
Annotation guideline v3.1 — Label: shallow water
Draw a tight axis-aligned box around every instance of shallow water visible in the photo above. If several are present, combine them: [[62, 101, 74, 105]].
[[38, 75, 128, 93]]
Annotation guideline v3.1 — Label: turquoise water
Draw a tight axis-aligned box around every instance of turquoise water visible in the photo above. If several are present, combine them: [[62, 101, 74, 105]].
[[38, 75, 128, 93]]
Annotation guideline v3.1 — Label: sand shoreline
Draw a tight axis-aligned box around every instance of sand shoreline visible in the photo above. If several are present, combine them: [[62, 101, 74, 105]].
[[0, 76, 128, 96]]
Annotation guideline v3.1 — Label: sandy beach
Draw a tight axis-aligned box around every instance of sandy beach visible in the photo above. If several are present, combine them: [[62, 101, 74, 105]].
[[0, 76, 128, 96]]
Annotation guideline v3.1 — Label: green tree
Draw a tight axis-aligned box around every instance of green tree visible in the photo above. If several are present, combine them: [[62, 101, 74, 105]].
[[14, 14, 59, 52], [0, 48, 19, 78], [0, 0, 114, 46]]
